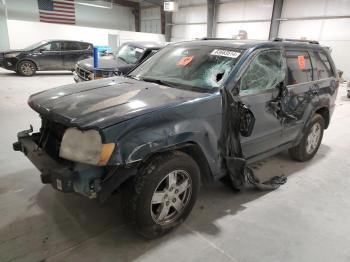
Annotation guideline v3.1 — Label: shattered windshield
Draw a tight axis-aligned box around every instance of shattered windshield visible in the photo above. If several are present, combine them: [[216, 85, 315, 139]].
[[129, 44, 243, 91], [117, 44, 145, 64]]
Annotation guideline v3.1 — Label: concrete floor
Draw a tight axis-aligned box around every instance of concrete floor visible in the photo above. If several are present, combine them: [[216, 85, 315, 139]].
[[1, 67, 350, 262]]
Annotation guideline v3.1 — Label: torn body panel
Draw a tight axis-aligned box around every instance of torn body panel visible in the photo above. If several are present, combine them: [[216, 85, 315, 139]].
[[218, 87, 286, 191]]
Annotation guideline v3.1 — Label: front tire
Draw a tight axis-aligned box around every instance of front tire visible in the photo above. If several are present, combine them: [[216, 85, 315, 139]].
[[122, 151, 200, 239], [289, 113, 325, 161], [17, 60, 36, 76]]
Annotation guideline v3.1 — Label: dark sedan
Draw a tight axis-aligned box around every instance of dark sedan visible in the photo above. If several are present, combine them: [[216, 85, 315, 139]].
[[0, 40, 93, 76], [73, 41, 164, 82]]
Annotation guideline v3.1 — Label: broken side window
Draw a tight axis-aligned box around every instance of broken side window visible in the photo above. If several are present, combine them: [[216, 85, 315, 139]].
[[240, 50, 285, 95]]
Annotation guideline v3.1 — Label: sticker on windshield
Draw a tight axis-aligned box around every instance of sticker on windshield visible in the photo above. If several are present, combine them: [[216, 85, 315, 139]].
[[177, 56, 193, 66], [211, 49, 240, 58]]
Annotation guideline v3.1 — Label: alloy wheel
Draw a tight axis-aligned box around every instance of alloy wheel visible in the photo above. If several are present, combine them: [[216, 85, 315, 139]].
[[20, 62, 35, 76], [150, 170, 192, 225], [306, 122, 321, 154]]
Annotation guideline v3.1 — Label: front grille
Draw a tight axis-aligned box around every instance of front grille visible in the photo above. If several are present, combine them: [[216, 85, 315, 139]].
[[76, 65, 92, 81], [39, 119, 67, 160]]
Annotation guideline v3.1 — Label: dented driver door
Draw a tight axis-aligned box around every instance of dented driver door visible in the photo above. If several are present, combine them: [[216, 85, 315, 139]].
[[238, 49, 286, 159]]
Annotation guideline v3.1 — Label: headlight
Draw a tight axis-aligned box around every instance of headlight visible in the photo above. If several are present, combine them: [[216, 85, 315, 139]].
[[5, 52, 20, 58], [59, 128, 115, 165]]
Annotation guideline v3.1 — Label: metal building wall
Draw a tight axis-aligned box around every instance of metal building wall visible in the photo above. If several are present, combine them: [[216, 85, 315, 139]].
[[171, 0, 207, 42], [279, 0, 350, 78], [216, 0, 273, 40], [141, 6, 162, 34]]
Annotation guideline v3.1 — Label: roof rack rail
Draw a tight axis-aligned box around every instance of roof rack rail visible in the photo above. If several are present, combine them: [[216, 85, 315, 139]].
[[201, 37, 233, 40], [272, 37, 319, 44]]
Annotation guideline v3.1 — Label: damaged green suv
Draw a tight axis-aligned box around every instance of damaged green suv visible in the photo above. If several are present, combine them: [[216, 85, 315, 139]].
[[13, 39, 338, 238]]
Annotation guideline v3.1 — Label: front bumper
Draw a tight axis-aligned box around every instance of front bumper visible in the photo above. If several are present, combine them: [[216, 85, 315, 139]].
[[0, 58, 17, 70], [13, 128, 105, 197], [13, 127, 136, 202], [73, 70, 85, 83]]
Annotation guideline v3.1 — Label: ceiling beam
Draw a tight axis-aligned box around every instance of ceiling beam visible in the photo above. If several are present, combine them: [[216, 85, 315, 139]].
[[112, 0, 139, 8], [269, 0, 284, 40], [141, 0, 164, 7]]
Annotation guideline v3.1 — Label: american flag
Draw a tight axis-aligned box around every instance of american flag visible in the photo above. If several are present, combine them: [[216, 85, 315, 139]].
[[37, 0, 76, 25]]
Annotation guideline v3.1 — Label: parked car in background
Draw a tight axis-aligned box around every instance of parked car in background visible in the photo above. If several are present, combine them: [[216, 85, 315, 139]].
[[73, 41, 164, 82], [14, 39, 338, 239], [0, 40, 93, 76]]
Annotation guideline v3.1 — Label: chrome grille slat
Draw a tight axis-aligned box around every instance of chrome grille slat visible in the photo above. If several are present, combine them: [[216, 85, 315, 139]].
[[76, 65, 92, 81]]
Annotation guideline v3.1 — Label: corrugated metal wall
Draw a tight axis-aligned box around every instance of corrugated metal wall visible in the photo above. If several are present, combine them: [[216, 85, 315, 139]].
[[279, 0, 350, 78], [141, 6, 162, 34], [216, 0, 273, 39]]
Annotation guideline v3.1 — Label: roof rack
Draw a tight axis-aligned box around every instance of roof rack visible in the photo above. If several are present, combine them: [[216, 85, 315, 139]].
[[272, 38, 319, 44]]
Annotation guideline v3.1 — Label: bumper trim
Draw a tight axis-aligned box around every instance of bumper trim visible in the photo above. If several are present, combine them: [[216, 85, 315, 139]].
[[13, 128, 134, 201], [13, 130, 75, 192]]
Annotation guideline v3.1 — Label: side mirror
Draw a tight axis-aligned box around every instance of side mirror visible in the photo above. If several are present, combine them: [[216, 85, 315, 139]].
[[240, 104, 255, 137], [39, 48, 46, 53]]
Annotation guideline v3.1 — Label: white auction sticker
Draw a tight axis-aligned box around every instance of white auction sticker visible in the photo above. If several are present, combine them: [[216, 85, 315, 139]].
[[211, 49, 241, 58]]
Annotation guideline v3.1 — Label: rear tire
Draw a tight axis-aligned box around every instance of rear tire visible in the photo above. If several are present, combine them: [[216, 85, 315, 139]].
[[17, 60, 36, 76], [122, 151, 200, 239], [289, 113, 325, 162]]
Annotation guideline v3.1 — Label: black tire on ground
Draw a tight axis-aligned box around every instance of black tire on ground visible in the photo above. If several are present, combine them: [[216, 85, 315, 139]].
[[17, 60, 37, 76], [122, 151, 200, 239], [347, 93, 350, 98], [289, 113, 325, 162]]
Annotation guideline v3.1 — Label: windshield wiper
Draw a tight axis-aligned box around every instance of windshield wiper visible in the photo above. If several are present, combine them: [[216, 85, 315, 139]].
[[141, 77, 178, 87], [125, 75, 140, 80]]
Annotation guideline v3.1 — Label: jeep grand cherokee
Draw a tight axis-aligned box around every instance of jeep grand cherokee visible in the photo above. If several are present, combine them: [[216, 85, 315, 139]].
[[14, 39, 338, 238]]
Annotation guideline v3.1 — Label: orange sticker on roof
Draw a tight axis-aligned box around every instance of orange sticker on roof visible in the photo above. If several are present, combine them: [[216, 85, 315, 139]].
[[298, 55, 305, 70], [177, 56, 193, 66]]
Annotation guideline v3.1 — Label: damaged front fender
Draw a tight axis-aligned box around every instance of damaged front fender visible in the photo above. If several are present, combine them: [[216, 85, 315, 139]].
[[102, 93, 226, 178]]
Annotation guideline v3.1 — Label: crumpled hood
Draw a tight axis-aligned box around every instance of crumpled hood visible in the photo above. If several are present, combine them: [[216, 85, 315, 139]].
[[77, 56, 129, 71], [28, 77, 209, 129]]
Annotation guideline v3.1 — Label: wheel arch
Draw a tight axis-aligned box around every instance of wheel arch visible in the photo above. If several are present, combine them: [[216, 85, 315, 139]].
[[140, 142, 214, 185], [315, 107, 330, 129], [17, 59, 38, 72]]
